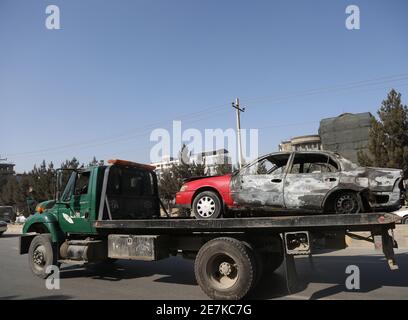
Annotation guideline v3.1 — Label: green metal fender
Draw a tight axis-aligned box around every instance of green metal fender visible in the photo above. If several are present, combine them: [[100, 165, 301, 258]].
[[22, 212, 65, 243]]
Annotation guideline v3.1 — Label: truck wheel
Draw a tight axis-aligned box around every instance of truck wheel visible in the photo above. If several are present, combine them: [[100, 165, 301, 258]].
[[192, 191, 222, 219], [242, 242, 263, 291], [28, 234, 58, 279], [194, 237, 255, 300], [333, 192, 360, 214]]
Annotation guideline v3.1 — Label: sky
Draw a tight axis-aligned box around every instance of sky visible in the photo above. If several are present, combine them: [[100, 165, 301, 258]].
[[1, 0, 408, 172]]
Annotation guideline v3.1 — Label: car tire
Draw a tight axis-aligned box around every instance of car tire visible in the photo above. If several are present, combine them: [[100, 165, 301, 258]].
[[332, 192, 360, 214], [192, 191, 222, 219], [28, 234, 58, 279], [402, 216, 408, 224], [194, 237, 256, 300]]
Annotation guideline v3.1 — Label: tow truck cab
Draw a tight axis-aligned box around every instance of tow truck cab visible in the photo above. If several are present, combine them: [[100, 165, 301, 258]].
[[22, 159, 159, 242]]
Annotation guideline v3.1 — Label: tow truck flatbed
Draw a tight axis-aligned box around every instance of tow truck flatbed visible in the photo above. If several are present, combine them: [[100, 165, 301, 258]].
[[93, 212, 400, 233]]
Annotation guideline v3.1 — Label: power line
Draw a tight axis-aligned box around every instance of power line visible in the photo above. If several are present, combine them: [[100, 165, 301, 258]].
[[5, 72, 408, 159]]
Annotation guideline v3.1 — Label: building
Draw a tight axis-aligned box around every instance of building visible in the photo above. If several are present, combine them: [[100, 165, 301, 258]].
[[151, 156, 180, 179], [192, 149, 232, 176], [319, 112, 373, 163], [0, 159, 15, 176], [279, 135, 322, 152], [152, 149, 232, 178]]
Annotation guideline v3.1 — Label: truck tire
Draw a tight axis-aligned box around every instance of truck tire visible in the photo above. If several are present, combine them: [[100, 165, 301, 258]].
[[194, 237, 256, 300], [28, 234, 58, 279], [242, 241, 263, 291], [192, 191, 222, 219]]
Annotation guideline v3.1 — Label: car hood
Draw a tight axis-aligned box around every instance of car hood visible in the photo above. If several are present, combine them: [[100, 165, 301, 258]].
[[183, 174, 232, 189]]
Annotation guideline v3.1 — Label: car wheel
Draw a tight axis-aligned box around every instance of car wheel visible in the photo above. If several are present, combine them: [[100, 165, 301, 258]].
[[193, 191, 222, 219], [402, 216, 408, 224], [333, 192, 360, 214]]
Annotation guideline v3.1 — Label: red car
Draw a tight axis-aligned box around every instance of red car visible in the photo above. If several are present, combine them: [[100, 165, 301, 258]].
[[176, 151, 404, 219]]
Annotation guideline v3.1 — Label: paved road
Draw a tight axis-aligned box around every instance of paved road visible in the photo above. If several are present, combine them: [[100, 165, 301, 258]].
[[1, 233, 408, 300]]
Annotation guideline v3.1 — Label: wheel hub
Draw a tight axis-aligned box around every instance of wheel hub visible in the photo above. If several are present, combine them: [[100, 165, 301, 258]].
[[219, 262, 232, 276], [33, 246, 46, 266], [336, 194, 357, 214], [197, 196, 216, 218]]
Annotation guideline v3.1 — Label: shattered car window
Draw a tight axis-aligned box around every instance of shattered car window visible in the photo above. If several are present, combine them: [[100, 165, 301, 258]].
[[290, 153, 339, 174], [243, 154, 290, 175], [335, 154, 359, 171]]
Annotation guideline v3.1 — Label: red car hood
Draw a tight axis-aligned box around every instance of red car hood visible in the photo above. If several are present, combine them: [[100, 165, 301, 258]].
[[184, 174, 232, 189]]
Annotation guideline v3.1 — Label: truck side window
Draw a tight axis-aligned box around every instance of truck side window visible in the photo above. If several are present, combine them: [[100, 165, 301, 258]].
[[75, 172, 90, 195]]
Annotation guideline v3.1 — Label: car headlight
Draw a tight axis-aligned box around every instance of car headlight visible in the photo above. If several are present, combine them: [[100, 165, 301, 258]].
[[180, 185, 188, 192]]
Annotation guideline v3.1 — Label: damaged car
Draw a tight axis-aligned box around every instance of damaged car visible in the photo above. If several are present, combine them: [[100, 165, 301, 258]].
[[176, 151, 405, 219]]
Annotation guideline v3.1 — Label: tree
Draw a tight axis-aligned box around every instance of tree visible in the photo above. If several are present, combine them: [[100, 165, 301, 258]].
[[157, 145, 206, 214], [0, 157, 104, 217], [358, 89, 408, 178], [214, 163, 232, 175]]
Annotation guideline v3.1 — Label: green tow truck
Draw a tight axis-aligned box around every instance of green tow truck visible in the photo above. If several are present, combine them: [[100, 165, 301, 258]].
[[20, 159, 401, 300]]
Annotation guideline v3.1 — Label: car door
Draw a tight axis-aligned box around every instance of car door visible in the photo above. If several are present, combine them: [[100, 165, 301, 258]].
[[58, 170, 94, 234], [283, 152, 340, 211], [231, 153, 291, 209]]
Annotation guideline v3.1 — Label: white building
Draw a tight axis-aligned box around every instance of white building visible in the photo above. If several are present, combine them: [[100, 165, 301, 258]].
[[151, 155, 180, 179], [151, 149, 232, 178], [192, 149, 232, 176], [279, 135, 322, 152]]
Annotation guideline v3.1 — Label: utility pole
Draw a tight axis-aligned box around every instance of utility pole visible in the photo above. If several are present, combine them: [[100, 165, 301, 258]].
[[232, 98, 245, 169]]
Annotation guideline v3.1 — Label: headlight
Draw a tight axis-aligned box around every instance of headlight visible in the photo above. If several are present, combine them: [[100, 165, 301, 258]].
[[180, 185, 188, 192]]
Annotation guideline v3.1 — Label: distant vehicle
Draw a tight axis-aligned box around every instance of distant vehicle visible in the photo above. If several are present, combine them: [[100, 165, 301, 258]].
[[0, 206, 14, 223], [176, 151, 405, 219], [394, 207, 408, 224], [0, 221, 7, 236]]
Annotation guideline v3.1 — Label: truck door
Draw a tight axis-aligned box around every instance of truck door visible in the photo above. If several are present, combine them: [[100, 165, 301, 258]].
[[58, 170, 94, 234], [284, 152, 340, 211], [231, 153, 291, 209]]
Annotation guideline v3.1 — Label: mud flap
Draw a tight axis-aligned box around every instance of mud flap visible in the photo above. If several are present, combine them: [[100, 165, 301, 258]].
[[372, 228, 399, 270], [282, 231, 310, 294]]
